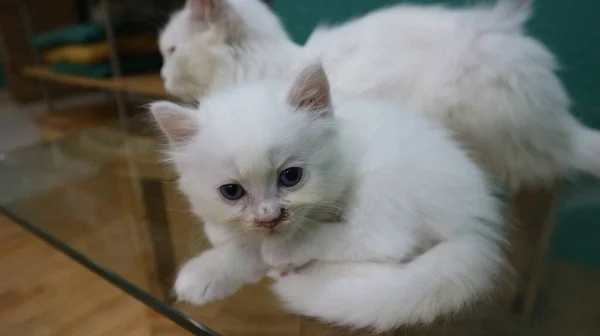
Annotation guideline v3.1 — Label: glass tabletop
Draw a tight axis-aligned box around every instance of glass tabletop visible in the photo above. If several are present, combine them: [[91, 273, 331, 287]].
[[1, 123, 599, 336], [0, 123, 298, 336]]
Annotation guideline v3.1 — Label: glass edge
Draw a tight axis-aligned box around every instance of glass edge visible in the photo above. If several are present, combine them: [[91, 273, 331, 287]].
[[0, 205, 221, 336]]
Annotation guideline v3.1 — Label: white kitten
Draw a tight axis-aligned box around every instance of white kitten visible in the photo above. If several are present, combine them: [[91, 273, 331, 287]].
[[150, 63, 506, 331], [159, 0, 600, 189], [158, 0, 299, 102]]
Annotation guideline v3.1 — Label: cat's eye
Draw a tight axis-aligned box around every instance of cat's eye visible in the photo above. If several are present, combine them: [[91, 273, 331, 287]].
[[168, 46, 176, 54], [278, 167, 303, 187], [219, 184, 245, 200]]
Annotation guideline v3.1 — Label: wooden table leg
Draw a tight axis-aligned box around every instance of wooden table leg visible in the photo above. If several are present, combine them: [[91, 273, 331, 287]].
[[141, 178, 177, 304], [507, 181, 563, 318], [299, 317, 394, 336]]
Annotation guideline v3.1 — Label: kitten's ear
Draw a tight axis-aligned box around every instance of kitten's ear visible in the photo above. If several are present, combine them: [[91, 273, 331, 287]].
[[186, 0, 215, 21], [287, 63, 333, 119], [150, 101, 199, 144], [187, 0, 239, 25], [186, 0, 242, 41]]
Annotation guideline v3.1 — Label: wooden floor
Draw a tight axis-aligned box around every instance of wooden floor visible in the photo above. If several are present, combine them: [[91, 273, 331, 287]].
[[0, 215, 190, 336]]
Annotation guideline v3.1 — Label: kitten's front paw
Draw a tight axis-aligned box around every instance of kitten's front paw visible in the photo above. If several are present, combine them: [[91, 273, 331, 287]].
[[174, 255, 241, 305]]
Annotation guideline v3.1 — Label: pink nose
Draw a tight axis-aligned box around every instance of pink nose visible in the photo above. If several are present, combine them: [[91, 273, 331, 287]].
[[255, 208, 283, 229], [254, 205, 283, 230]]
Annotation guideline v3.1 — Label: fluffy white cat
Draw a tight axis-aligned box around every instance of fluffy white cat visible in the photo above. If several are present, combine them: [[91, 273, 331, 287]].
[[151, 63, 506, 331], [158, 0, 600, 189], [159, 0, 299, 102]]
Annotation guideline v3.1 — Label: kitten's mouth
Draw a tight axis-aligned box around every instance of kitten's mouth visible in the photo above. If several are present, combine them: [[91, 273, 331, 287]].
[[254, 209, 289, 234], [255, 219, 281, 230]]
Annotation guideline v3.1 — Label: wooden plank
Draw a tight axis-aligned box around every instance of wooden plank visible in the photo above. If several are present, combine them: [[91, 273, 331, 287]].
[[23, 66, 170, 98], [0, 216, 189, 336], [507, 182, 563, 318]]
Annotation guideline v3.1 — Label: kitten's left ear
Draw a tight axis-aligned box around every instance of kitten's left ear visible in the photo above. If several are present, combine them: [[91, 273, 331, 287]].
[[186, 0, 216, 21], [287, 63, 333, 119], [187, 0, 241, 39], [150, 101, 199, 144]]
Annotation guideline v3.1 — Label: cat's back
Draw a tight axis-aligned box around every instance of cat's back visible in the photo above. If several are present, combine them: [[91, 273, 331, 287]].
[[303, 1, 546, 116], [335, 97, 477, 178], [302, 5, 475, 101], [307, 5, 462, 45], [334, 96, 497, 229], [305, 4, 473, 64]]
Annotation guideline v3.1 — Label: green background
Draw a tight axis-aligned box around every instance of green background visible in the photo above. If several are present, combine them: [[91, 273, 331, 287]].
[[273, 0, 600, 268]]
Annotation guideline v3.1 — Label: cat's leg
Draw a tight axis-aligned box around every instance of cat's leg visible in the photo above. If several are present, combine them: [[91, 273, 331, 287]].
[[175, 236, 267, 305]]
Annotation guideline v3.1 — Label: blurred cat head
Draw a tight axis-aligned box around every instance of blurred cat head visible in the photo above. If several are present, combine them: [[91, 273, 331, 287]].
[[159, 0, 289, 102], [151, 64, 348, 236]]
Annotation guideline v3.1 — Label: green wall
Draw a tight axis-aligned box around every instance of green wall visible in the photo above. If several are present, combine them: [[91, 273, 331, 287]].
[[273, 0, 600, 126]]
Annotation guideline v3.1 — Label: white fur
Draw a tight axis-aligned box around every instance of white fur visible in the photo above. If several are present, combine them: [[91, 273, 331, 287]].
[[151, 65, 506, 331], [159, 0, 600, 188], [174, 235, 265, 305]]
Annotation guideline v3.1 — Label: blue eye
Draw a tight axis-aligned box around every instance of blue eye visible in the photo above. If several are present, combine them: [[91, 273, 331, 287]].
[[279, 167, 303, 187], [219, 184, 245, 200]]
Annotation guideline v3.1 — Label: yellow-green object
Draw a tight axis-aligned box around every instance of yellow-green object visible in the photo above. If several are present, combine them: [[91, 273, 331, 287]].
[[43, 34, 157, 65], [32, 20, 155, 50], [50, 52, 162, 78]]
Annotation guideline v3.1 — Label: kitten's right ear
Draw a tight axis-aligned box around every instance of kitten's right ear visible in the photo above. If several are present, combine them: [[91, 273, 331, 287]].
[[150, 101, 199, 144], [287, 63, 333, 119]]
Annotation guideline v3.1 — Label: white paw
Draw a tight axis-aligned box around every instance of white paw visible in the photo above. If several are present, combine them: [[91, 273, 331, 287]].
[[174, 254, 241, 305]]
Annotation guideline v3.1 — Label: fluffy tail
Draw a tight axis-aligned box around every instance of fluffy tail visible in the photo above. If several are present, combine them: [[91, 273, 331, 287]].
[[272, 234, 506, 332], [571, 125, 600, 178]]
